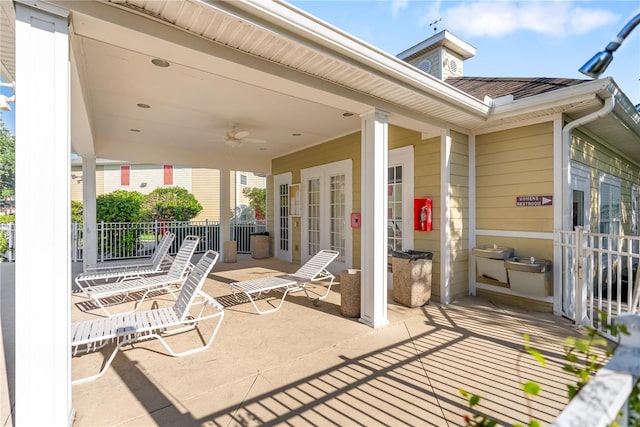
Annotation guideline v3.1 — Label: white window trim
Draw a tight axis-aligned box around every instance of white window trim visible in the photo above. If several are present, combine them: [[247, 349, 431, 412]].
[[598, 173, 621, 234], [300, 159, 352, 269]]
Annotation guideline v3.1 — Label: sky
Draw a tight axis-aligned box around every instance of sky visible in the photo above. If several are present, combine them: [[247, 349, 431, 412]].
[[289, 0, 640, 103], [1, 0, 639, 135]]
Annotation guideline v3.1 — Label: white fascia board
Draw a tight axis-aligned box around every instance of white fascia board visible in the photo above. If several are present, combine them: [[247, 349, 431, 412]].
[[488, 79, 613, 120], [213, 0, 490, 118]]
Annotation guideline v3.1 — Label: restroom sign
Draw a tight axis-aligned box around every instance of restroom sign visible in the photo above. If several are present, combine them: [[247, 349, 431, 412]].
[[516, 195, 553, 206]]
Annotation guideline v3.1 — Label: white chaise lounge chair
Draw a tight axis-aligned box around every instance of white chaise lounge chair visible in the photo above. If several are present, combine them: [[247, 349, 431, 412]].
[[71, 250, 223, 385], [229, 249, 339, 314], [74, 231, 177, 292], [80, 235, 200, 315], [83, 231, 175, 273]]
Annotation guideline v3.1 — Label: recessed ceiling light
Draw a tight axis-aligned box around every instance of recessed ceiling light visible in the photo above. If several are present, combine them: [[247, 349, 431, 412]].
[[137, 103, 150, 109], [342, 112, 354, 117], [130, 128, 141, 132], [151, 58, 170, 68], [292, 133, 301, 136], [259, 147, 267, 151]]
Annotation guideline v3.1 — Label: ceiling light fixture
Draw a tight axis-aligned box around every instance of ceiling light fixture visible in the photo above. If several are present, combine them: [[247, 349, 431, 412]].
[[151, 58, 170, 68], [342, 112, 354, 117], [579, 13, 640, 78], [136, 103, 150, 109], [292, 133, 301, 136], [0, 81, 16, 112], [130, 128, 141, 132]]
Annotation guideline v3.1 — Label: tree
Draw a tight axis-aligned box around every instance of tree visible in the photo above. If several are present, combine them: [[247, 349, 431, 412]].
[[242, 187, 266, 220], [0, 118, 15, 198], [141, 187, 202, 221], [96, 190, 144, 222], [71, 201, 83, 223]]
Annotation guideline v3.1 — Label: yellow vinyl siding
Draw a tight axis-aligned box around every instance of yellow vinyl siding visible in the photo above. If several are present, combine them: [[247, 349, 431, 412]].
[[272, 132, 361, 266], [476, 122, 554, 232], [191, 168, 219, 221], [414, 135, 441, 300], [572, 132, 640, 236]]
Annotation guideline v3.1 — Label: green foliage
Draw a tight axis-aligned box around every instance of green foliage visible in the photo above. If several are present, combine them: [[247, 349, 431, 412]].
[[96, 190, 144, 222], [141, 187, 202, 221], [0, 214, 14, 224], [71, 201, 83, 223], [242, 187, 266, 219], [0, 118, 15, 198], [460, 313, 640, 427], [0, 230, 7, 255]]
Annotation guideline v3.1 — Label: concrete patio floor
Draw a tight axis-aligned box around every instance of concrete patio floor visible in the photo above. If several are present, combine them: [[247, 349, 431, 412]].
[[69, 255, 583, 426]]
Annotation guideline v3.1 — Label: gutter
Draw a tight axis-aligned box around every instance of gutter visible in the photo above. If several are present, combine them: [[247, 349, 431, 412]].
[[561, 86, 615, 327]]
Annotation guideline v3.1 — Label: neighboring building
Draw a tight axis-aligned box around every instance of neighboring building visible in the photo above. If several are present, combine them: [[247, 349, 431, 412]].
[[70, 158, 266, 221]]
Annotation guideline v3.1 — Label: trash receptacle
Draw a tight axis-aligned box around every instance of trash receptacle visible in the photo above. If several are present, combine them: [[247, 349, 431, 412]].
[[391, 250, 433, 307], [250, 232, 270, 259], [224, 241, 237, 263], [340, 269, 361, 318]]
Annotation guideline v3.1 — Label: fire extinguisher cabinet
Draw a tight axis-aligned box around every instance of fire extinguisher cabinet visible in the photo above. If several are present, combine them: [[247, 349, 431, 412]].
[[391, 250, 433, 307]]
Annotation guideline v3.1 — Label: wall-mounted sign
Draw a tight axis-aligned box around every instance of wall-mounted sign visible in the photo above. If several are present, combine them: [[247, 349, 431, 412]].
[[516, 195, 553, 207]]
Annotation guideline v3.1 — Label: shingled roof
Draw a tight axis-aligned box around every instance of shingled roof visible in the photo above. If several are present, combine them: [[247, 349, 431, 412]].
[[445, 77, 588, 101]]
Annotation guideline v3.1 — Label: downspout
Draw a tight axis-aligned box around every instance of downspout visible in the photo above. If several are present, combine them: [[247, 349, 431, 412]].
[[561, 92, 615, 326]]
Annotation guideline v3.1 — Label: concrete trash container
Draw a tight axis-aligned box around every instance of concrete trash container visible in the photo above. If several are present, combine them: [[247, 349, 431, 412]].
[[340, 269, 361, 317], [391, 250, 433, 307], [250, 232, 270, 259], [223, 240, 237, 263]]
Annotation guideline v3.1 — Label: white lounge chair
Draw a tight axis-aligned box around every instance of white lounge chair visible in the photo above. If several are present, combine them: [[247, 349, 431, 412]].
[[71, 250, 223, 385], [74, 231, 177, 292], [81, 235, 200, 315], [229, 249, 339, 314], [83, 231, 175, 273]]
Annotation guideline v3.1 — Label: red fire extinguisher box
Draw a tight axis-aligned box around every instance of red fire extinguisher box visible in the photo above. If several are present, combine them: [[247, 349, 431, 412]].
[[414, 198, 432, 231]]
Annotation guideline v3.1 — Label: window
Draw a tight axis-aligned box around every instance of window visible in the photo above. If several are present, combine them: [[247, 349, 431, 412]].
[[163, 165, 173, 185], [120, 165, 130, 186], [599, 175, 621, 236], [240, 173, 247, 186]]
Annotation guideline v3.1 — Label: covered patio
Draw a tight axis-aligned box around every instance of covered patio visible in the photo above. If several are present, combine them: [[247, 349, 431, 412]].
[[68, 255, 579, 426]]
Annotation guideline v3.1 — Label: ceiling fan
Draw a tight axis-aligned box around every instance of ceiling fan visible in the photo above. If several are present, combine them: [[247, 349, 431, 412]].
[[224, 123, 267, 147]]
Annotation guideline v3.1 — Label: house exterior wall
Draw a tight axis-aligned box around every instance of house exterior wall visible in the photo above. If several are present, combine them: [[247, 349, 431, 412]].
[[192, 168, 220, 221], [101, 164, 192, 194], [271, 131, 361, 266], [571, 131, 640, 236], [474, 122, 555, 293]]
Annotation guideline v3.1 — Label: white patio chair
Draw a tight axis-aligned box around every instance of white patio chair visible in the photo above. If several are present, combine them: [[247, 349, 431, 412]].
[[71, 250, 223, 385], [83, 231, 175, 273], [81, 235, 200, 315], [229, 249, 339, 314], [74, 231, 177, 292]]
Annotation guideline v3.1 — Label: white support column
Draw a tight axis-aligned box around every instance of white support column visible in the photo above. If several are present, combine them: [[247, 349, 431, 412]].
[[14, 2, 72, 425], [440, 129, 452, 304], [82, 156, 97, 269], [220, 169, 231, 256], [359, 109, 389, 328]]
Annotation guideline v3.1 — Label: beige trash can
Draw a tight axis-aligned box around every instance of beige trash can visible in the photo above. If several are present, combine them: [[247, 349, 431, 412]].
[[391, 250, 433, 307], [250, 233, 270, 259], [340, 269, 361, 318], [223, 241, 237, 263]]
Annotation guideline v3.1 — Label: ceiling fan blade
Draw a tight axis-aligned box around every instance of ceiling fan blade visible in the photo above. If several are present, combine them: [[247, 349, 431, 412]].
[[234, 130, 250, 139], [244, 137, 267, 144]]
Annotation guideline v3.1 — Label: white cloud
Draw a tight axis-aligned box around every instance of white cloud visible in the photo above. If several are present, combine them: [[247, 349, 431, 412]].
[[391, 0, 409, 17], [439, 1, 619, 37]]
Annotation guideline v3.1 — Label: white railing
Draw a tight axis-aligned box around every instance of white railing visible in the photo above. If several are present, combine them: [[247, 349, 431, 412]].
[[552, 314, 640, 427], [0, 223, 14, 262], [2, 220, 267, 262], [556, 227, 640, 337]]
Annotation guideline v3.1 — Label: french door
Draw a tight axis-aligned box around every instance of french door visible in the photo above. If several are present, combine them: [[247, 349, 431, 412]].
[[300, 160, 352, 274], [273, 173, 292, 262]]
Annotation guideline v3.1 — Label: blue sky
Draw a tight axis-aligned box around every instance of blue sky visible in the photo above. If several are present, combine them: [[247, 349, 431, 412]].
[[1, 0, 639, 135], [290, 0, 640, 103]]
